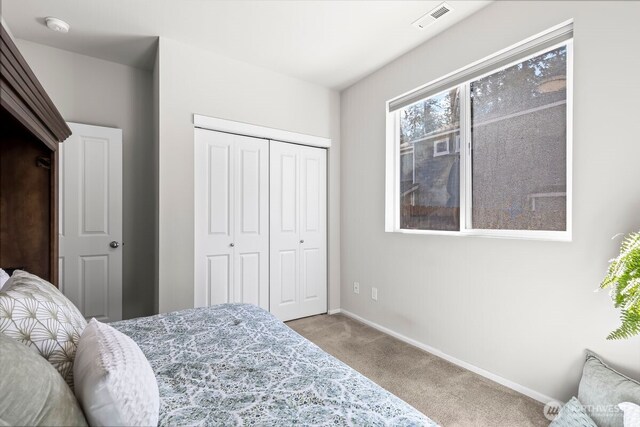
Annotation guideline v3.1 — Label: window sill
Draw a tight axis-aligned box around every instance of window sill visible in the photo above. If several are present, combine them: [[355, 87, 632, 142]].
[[387, 228, 572, 242]]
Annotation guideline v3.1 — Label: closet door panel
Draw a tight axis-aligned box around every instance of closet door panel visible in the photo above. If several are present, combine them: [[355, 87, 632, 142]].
[[278, 250, 298, 304], [208, 144, 232, 235], [269, 141, 301, 320], [299, 146, 327, 316], [195, 129, 267, 309], [195, 129, 234, 307], [234, 136, 269, 309], [238, 147, 261, 234], [207, 254, 232, 306], [237, 252, 260, 305], [279, 154, 298, 233], [301, 248, 321, 300], [270, 141, 327, 321]]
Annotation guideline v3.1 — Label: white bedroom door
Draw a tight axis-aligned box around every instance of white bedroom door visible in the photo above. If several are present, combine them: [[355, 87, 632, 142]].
[[194, 128, 269, 309], [270, 141, 327, 321], [59, 123, 123, 322]]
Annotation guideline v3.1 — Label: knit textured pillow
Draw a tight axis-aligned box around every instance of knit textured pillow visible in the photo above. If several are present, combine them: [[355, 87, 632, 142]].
[[74, 318, 160, 426], [0, 270, 87, 390]]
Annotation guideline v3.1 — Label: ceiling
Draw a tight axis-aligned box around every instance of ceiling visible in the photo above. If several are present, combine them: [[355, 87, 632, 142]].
[[3, 1, 491, 90]]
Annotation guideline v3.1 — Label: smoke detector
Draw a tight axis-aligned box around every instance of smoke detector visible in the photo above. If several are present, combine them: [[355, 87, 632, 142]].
[[412, 2, 454, 30], [45, 17, 70, 33]]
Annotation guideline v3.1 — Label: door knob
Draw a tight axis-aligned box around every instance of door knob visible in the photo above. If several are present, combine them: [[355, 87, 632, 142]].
[[230, 243, 235, 247], [300, 240, 304, 244], [109, 241, 120, 249]]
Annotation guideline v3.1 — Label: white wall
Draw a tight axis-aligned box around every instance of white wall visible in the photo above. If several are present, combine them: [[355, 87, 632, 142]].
[[340, 0, 640, 402], [15, 40, 156, 320], [157, 37, 340, 314]]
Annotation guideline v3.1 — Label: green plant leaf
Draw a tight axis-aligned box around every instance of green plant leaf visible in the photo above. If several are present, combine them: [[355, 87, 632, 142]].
[[601, 231, 640, 340], [606, 310, 640, 340]]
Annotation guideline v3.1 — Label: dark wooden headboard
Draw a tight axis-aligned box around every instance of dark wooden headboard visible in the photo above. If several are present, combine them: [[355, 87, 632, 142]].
[[0, 23, 71, 286]]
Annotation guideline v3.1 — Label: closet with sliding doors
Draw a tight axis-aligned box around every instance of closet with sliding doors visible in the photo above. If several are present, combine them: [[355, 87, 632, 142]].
[[194, 126, 327, 322]]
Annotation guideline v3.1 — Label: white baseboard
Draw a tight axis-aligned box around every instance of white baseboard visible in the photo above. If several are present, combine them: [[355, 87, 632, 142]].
[[327, 308, 342, 315], [338, 308, 555, 404]]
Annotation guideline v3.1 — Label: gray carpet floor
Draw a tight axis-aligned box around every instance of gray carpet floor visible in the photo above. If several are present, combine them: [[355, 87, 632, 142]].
[[287, 313, 548, 427]]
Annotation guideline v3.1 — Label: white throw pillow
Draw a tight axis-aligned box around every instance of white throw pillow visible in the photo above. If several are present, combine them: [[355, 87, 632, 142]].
[[619, 402, 640, 427], [74, 318, 159, 427], [0, 269, 10, 289]]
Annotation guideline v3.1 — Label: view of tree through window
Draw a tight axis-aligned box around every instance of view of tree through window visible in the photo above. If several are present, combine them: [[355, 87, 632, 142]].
[[399, 89, 460, 231], [396, 44, 568, 233]]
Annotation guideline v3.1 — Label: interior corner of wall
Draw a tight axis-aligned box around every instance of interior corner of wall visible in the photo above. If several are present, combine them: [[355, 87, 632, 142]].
[[1, 17, 16, 40]]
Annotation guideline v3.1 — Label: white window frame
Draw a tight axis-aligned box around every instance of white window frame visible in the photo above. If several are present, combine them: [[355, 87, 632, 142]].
[[433, 138, 450, 157], [454, 135, 461, 153], [385, 26, 573, 242]]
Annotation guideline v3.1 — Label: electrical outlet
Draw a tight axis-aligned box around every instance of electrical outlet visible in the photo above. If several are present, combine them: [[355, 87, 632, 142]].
[[371, 287, 378, 301], [353, 282, 360, 294]]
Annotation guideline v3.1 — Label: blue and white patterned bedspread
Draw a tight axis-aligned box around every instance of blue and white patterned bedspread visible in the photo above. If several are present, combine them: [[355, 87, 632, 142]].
[[111, 304, 436, 426]]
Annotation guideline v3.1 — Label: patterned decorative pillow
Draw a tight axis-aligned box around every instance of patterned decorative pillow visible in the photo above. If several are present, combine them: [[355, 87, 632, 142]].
[[0, 270, 87, 390]]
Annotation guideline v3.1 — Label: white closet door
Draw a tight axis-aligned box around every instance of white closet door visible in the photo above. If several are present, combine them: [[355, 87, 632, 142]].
[[194, 129, 268, 309], [269, 142, 300, 320], [233, 137, 269, 308], [195, 129, 234, 307], [270, 141, 327, 321], [299, 144, 327, 318]]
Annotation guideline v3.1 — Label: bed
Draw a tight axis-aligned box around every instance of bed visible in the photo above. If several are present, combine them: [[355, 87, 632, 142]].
[[111, 303, 436, 426]]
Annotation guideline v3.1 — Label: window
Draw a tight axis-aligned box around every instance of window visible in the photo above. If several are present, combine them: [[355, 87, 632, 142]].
[[386, 22, 573, 240], [433, 139, 451, 157]]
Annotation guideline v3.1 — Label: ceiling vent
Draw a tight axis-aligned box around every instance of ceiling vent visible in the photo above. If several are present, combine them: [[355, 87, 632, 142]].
[[412, 2, 454, 30]]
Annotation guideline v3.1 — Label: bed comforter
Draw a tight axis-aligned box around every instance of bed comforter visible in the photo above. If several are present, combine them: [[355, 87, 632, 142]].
[[111, 303, 436, 426]]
